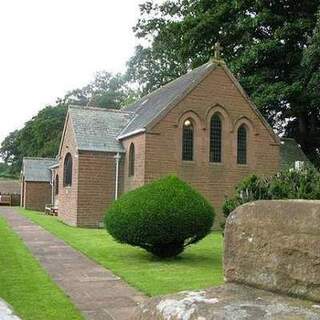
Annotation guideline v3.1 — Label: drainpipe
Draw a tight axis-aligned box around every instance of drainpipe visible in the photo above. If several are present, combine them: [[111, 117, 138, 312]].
[[114, 153, 121, 200], [20, 171, 23, 207], [50, 169, 54, 205]]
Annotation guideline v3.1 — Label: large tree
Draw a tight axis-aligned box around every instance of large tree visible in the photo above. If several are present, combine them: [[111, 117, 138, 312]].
[[1, 72, 139, 174], [0, 104, 67, 174], [127, 0, 320, 165], [61, 72, 139, 108]]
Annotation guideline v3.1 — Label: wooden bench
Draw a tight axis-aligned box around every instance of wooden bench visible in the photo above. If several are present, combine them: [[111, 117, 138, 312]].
[[45, 204, 58, 216], [0, 195, 12, 206]]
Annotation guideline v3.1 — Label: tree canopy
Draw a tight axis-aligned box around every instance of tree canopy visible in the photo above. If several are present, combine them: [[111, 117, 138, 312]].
[[127, 0, 320, 165], [1, 0, 320, 175], [0, 72, 139, 175], [61, 72, 139, 108], [0, 105, 67, 174]]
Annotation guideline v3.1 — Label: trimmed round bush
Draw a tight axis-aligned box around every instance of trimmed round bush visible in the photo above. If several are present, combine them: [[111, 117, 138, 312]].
[[105, 176, 214, 258]]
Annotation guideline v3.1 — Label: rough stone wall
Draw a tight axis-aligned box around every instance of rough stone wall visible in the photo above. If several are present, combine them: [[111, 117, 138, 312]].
[[57, 115, 79, 226], [23, 181, 51, 211], [142, 66, 280, 225], [77, 151, 124, 227], [134, 283, 320, 320], [122, 134, 146, 193], [224, 200, 320, 302]]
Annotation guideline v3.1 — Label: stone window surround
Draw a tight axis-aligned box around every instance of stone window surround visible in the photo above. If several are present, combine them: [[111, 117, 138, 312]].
[[177, 105, 254, 166], [63, 152, 73, 187], [128, 142, 135, 177]]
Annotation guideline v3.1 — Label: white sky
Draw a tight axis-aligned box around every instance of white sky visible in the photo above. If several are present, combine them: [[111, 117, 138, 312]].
[[0, 0, 152, 145]]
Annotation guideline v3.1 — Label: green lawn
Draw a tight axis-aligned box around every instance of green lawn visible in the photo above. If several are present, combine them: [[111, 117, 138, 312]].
[[20, 209, 223, 296], [0, 216, 83, 320]]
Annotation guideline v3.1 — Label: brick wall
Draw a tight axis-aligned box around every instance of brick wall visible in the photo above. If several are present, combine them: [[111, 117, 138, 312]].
[[57, 113, 125, 227], [57, 64, 280, 228], [123, 65, 280, 226], [57, 115, 79, 226], [122, 134, 145, 192], [77, 151, 124, 227], [23, 181, 51, 211]]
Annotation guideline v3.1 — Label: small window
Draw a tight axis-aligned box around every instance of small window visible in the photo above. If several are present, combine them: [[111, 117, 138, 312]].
[[237, 125, 247, 164], [55, 174, 59, 195], [210, 114, 222, 162], [129, 143, 135, 176], [182, 119, 194, 161], [63, 153, 73, 186]]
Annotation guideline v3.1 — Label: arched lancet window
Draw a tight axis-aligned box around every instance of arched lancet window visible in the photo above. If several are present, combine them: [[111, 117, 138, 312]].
[[55, 174, 59, 195], [182, 118, 194, 161], [210, 114, 222, 162], [63, 153, 73, 186], [237, 125, 247, 164], [129, 143, 135, 176]]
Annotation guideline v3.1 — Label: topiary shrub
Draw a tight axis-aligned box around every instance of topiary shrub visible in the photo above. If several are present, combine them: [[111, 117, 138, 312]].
[[105, 175, 214, 258]]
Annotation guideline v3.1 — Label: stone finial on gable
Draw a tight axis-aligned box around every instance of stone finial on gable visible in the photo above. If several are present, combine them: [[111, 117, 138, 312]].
[[214, 42, 223, 60], [210, 42, 225, 65]]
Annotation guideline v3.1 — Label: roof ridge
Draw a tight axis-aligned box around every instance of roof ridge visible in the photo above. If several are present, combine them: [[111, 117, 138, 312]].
[[69, 105, 133, 114], [119, 61, 215, 139], [124, 62, 213, 113], [23, 157, 57, 161], [117, 113, 140, 139]]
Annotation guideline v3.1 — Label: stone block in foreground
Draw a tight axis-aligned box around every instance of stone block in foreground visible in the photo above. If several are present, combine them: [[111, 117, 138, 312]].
[[134, 283, 320, 319], [224, 200, 320, 302]]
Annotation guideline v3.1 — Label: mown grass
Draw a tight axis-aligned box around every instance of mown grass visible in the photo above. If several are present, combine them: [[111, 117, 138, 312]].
[[0, 215, 83, 320], [20, 209, 224, 296]]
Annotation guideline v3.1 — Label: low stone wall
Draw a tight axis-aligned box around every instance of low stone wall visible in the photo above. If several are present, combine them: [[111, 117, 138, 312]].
[[133, 200, 320, 319], [134, 283, 320, 319]]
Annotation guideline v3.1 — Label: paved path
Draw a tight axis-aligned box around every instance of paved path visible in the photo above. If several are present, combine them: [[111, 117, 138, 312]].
[[0, 299, 21, 320], [0, 207, 145, 320]]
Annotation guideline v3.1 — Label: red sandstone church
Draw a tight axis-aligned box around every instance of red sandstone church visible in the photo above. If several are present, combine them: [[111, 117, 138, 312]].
[[20, 59, 309, 227]]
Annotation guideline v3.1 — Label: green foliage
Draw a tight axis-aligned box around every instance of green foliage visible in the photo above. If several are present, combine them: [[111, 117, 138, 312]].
[[0, 105, 67, 174], [223, 166, 320, 222], [128, 0, 320, 166], [0, 217, 83, 320], [222, 198, 239, 220], [62, 72, 139, 109], [105, 176, 214, 258], [21, 209, 223, 296], [0, 72, 140, 174], [0, 162, 18, 179]]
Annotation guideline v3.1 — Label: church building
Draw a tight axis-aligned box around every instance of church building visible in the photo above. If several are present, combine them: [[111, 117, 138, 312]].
[[22, 57, 305, 227]]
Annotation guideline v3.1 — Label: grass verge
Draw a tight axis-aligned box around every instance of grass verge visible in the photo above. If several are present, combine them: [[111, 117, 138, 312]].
[[0, 215, 83, 320], [20, 209, 223, 296]]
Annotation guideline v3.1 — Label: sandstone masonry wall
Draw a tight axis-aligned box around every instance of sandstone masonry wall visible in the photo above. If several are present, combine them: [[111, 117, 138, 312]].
[[57, 115, 79, 226], [122, 65, 280, 225], [23, 181, 51, 211], [77, 151, 124, 227]]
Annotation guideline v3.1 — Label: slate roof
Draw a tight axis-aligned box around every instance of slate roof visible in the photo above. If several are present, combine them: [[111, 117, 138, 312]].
[[65, 60, 279, 152], [119, 62, 216, 138], [69, 106, 133, 153], [0, 180, 20, 194], [280, 138, 312, 169], [22, 158, 57, 182]]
